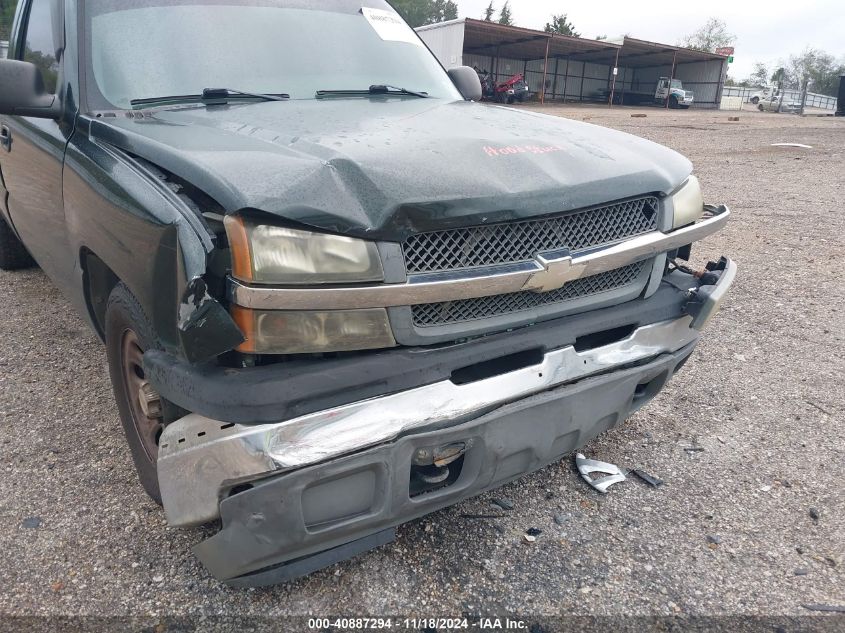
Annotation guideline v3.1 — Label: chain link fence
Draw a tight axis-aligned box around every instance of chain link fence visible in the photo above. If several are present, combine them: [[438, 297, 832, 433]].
[[722, 86, 838, 111]]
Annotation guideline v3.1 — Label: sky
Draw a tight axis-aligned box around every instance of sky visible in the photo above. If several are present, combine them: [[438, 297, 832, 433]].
[[455, 0, 845, 80]]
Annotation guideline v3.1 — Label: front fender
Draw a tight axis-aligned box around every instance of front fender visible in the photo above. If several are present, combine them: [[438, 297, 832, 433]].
[[63, 124, 242, 361]]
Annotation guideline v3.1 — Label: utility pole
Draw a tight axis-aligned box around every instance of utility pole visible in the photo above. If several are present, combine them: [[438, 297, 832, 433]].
[[799, 76, 809, 116]]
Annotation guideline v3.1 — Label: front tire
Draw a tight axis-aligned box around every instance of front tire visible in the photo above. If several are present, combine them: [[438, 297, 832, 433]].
[[669, 96, 679, 109], [105, 282, 167, 503], [750, 96, 760, 104], [0, 216, 36, 270]]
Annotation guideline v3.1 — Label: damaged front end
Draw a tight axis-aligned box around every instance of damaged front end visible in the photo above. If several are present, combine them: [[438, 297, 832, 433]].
[[133, 143, 735, 585], [177, 277, 244, 364], [147, 225, 735, 585]]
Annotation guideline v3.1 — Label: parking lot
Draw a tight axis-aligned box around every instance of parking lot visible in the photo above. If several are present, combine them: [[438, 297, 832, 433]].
[[1, 106, 843, 622]]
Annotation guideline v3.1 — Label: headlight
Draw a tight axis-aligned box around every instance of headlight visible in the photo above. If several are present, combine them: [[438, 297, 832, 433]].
[[224, 215, 384, 284], [225, 215, 393, 354], [231, 306, 396, 354], [671, 175, 705, 229]]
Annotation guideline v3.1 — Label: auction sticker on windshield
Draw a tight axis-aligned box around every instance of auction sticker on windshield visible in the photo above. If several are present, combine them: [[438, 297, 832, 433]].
[[361, 7, 423, 46]]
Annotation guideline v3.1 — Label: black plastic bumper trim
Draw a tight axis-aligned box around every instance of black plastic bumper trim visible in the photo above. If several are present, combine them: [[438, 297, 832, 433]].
[[223, 529, 396, 589]]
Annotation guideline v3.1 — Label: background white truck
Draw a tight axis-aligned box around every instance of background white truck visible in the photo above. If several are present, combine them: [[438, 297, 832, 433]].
[[620, 77, 694, 108]]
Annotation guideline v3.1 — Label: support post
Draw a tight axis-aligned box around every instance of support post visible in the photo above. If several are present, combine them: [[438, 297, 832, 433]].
[[609, 47, 620, 107], [799, 76, 809, 115], [579, 61, 585, 102], [540, 37, 550, 104], [562, 57, 570, 102], [666, 50, 677, 109]]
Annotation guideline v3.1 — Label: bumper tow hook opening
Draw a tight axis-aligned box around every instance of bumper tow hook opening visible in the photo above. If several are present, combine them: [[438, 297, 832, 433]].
[[410, 444, 467, 498]]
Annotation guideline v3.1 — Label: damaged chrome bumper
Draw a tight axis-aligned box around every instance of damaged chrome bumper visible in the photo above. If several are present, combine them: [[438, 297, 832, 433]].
[[186, 341, 701, 585], [159, 316, 703, 527]]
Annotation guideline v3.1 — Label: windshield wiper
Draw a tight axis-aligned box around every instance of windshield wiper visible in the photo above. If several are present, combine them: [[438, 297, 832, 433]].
[[316, 85, 429, 99], [130, 88, 289, 108]]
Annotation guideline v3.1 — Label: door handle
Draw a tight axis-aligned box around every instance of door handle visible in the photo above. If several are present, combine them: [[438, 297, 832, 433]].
[[0, 125, 10, 151]]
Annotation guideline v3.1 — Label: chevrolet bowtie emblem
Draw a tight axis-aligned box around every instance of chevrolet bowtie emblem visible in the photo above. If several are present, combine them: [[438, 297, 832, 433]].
[[522, 251, 587, 293]]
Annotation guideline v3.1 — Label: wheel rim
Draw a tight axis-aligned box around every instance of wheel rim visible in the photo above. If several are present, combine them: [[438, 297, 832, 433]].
[[120, 329, 162, 462]]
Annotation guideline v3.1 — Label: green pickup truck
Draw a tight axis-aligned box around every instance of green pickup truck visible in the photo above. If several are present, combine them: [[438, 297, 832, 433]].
[[0, 0, 735, 586]]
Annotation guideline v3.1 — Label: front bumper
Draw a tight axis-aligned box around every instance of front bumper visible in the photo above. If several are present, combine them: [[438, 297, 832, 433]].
[[195, 342, 696, 586], [158, 316, 700, 527], [152, 253, 736, 584]]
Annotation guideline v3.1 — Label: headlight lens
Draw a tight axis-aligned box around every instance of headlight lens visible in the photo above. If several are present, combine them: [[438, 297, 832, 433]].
[[671, 175, 705, 229], [232, 306, 396, 354], [225, 215, 384, 284]]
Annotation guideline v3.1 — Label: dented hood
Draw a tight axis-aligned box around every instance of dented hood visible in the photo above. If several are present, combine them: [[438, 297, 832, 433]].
[[91, 98, 692, 240]]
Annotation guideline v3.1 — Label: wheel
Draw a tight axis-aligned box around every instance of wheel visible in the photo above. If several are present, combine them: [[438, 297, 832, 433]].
[[750, 96, 760, 104], [758, 104, 765, 112], [669, 96, 679, 109], [0, 215, 36, 270], [105, 282, 168, 503]]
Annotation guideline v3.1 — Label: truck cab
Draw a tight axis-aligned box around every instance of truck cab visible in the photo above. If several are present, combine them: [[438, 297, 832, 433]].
[[0, 0, 734, 586], [655, 77, 694, 108]]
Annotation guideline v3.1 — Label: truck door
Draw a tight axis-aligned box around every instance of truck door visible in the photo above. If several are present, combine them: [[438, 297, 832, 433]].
[[0, 0, 74, 287], [655, 79, 668, 101]]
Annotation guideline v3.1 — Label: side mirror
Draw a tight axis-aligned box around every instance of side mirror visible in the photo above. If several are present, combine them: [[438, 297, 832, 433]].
[[448, 66, 482, 102], [0, 60, 61, 119]]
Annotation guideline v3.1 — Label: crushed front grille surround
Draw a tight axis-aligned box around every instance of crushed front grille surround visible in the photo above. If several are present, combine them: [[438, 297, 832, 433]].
[[402, 197, 659, 274], [412, 261, 647, 327]]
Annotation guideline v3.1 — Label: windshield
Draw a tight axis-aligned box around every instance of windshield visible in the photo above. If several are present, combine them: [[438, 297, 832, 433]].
[[82, 0, 462, 109], [670, 79, 683, 90]]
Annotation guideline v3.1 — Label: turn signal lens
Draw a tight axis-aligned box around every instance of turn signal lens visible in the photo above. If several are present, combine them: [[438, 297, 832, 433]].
[[231, 306, 396, 354]]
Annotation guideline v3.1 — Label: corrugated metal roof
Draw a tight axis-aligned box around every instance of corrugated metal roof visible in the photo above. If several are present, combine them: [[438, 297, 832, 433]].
[[461, 18, 620, 63], [620, 37, 727, 67], [417, 19, 727, 68]]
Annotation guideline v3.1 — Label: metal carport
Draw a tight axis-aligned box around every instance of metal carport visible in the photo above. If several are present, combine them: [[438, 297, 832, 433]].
[[416, 19, 728, 108]]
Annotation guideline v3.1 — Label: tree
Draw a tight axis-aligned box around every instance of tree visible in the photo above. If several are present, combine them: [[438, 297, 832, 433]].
[[747, 62, 770, 87], [1, 0, 18, 41], [498, 1, 513, 25], [595, 35, 607, 41], [391, 0, 458, 28], [680, 17, 735, 53], [783, 48, 844, 96], [544, 14, 579, 37], [483, 1, 495, 21]]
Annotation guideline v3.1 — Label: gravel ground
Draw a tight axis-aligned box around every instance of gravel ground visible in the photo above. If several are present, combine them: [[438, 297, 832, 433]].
[[1, 106, 843, 622]]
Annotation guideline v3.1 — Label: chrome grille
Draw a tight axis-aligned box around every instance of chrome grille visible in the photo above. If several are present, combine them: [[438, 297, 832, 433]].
[[412, 262, 646, 327], [403, 197, 659, 274]]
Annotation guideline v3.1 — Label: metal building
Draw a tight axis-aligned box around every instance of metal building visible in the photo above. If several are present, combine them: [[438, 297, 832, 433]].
[[416, 19, 728, 108]]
